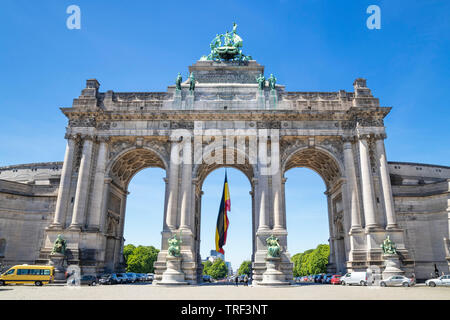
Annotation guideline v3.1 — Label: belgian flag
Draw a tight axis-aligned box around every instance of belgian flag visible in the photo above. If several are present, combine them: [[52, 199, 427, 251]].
[[215, 172, 230, 255]]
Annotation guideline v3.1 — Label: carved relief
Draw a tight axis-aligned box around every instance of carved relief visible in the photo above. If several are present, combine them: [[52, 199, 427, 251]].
[[69, 117, 96, 127]]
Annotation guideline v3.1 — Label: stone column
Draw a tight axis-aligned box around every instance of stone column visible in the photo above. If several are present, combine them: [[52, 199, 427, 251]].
[[99, 178, 112, 233], [162, 177, 169, 231], [326, 192, 336, 270], [257, 175, 269, 230], [165, 139, 180, 230], [69, 135, 94, 230], [50, 134, 76, 228], [87, 137, 109, 230], [358, 134, 378, 230], [179, 137, 192, 230], [257, 136, 269, 231], [375, 134, 398, 229], [343, 138, 363, 231], [281, 177, 287, 229], [271, 141, 283, 231]]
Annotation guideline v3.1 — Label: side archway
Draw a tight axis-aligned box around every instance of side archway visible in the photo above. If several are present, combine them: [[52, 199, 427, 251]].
[[282, 146, 348, 274], [101, 145, 168, 272]]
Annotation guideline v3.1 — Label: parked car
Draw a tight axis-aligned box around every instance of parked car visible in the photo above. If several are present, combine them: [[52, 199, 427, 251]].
[[125, 273, 137, 283], [340, 272, 370, 286], [79, 275, 98, 286], [322, 274, 333, 284], [379, 275, 415, 287], [137, 273, 147, 282], [99, 274, 120, 285], [425, 274, 450, 287], [330, 275, 342, 285], [147, 273, 154, 281], [203, 275, 212, 283], [314, 274, 325, 283], [116, 273, 128, 284]]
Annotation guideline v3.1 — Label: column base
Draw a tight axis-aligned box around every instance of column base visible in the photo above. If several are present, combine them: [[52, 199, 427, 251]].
[[68, 224, 82, 231], [385, 224, 401, 231], [365, 225, 384, 233], [47, 223, 63, 230], [349, 227, 364, 235], [256, 227, 271, 235]]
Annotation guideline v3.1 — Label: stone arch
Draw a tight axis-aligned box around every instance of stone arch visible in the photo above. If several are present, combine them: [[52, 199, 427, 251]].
[[282, 146, 344, 188], [106, 146, 168, 189]]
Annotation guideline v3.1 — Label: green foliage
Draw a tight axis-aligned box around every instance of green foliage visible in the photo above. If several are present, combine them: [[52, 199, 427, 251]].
[[202, 260, 212, 275], [124, 245, 159, 273], [237, 261, 252, 276], [207, 258, 228, 279], [291, 245, 329, 276], [123, 244, 136, 263]]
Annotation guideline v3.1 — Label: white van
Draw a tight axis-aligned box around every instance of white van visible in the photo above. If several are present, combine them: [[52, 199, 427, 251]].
[[340, 272, 370, 286]]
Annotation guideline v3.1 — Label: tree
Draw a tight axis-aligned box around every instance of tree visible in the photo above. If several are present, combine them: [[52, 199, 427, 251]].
[[291, 245, 329, 276], [123, 244, 136, 263], [237, 261, 252, 276], [124, 245, 159, 273], [208, 258, 228, 279], [291, 253, 303, 277], [307, 244, 330, 275], [202, 260, 212, 275]]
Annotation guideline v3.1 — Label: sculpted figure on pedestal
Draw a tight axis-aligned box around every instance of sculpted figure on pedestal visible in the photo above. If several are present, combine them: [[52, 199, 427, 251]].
[[51, 234, 67, 255]]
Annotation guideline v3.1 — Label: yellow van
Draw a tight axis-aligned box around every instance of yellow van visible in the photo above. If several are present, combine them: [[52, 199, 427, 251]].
[[0, 265, 55, 286]]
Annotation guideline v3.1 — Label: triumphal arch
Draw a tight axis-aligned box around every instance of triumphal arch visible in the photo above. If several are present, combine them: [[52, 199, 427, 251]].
[[2, 24, 448, 283]]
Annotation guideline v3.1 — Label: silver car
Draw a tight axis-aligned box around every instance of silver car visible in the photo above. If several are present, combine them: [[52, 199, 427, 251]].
[[379, 275, 415, 287], [425, 275, 450, 287]]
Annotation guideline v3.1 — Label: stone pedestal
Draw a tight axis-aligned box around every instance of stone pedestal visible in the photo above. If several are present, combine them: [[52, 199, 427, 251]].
[[382, 254, 404, 279], [260, 257, 289, 286], [257, 90, 265, 109], [173, 89, 182, 109], [269, 89, 277, 109], [49, 253, 66, 282], [157, 256, 188, 285], [185, 91, 194, 110]]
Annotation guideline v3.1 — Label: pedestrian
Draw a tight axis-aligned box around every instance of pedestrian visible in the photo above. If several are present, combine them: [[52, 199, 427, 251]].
[[235, 275, 239, 286], [244, 274, 248, 286], [434, 264, 439, 278]]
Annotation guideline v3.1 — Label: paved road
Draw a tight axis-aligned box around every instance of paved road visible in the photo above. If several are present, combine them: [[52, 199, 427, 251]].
[[0, 283, 449, 300]]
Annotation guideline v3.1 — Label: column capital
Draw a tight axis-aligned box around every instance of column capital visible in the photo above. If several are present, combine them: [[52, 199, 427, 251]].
[[169, 136, 182, 143], [96, 136, 111, 143], [64, 133, 77, 140], [342, 135, 357, 144], [357, 133, 372, 141], [80, 134, 95, 141], [374, 133, 387, 140]]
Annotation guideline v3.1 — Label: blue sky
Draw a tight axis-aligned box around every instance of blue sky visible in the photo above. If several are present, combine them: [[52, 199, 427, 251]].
[[1, 1, 449, 271]]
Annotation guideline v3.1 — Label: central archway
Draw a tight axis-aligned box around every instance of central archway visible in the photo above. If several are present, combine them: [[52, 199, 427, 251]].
[[193, 148, 256, 282]]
